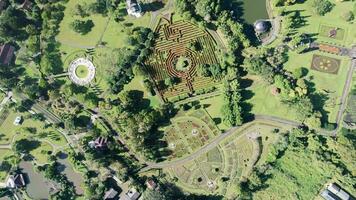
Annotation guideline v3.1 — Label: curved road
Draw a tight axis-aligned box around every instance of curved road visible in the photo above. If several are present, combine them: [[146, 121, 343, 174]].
[[140, 115, 301, 172]]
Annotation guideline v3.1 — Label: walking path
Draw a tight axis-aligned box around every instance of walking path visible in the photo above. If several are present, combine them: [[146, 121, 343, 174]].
[[139, 115, 301, 172], [334, 58, 356, 135]]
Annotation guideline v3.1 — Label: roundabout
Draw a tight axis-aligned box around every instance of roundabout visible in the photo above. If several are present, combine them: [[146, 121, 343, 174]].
[[68, 58, 96, 86]]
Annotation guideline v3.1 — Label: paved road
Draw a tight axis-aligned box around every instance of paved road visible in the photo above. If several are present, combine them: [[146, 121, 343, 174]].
[[0, 91, 12, 112], [334, 58, 356, 134], [140, 126, 241, 172], [139, 115, 301, 172]]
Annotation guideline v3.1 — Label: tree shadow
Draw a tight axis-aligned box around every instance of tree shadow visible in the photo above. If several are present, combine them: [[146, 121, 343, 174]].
[[141, 1, 165, 12]]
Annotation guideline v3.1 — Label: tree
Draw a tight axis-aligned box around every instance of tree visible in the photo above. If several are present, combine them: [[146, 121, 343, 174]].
[[164, 77, 174, 88], [197, 64, 210, 77], [312, 0, 333, 16], [70, 19, 94, 35], [72, 4, 89, 17], [13, 139, 40, 154]]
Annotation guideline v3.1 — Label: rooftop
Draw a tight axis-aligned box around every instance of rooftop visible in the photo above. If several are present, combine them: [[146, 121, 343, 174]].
[[0, 43, 15, 66]]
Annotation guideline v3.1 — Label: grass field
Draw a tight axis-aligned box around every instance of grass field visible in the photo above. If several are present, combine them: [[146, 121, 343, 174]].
[[253, 150, 335, 200], [319, 24, 345, 41], [246, 75, 300, 122], [199, 95, 228, 130], [0, 109, 67, 146], [284, 51, 350, 123], [122, 75, 161, 108], [75, 65, 89, 78], [278, 1, 356, 46], [57, 0, 109, 48], [0, 149, 15, 181], [57, 0, 151, 49]]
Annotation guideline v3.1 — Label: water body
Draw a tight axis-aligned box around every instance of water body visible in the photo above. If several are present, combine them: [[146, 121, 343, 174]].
[[19, 161, 57, 200], [57, 153, 84, 195], [233, 0, 269, 24]]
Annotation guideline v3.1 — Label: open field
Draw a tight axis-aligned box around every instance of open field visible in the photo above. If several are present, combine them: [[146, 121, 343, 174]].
[[164, 122, 289, 197], [57, 0, 109, 48], [283, 50, 350, 123], [199, 95, 228, 130], [319, 24, 345, 41], [277, 1, 356, 46], [0, 109, 67, 146], [122, 75, 161, 108], [253, 150, 335, 200], [0, 149, 15, 181], [245, 76, 300, 122]]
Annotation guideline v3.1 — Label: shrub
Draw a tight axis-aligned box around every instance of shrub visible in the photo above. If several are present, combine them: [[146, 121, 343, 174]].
[[312, 0, 334, 16], [69, 19, 94, 35], [341, 11, 354, 22]]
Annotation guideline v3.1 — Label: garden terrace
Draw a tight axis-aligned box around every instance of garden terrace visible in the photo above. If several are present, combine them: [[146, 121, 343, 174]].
[[145, 18, 219, 101], [163, 109, 220, 160]]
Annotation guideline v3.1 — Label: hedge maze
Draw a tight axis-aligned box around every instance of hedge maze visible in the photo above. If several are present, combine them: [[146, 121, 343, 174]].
[[145, 18, 219, 101]]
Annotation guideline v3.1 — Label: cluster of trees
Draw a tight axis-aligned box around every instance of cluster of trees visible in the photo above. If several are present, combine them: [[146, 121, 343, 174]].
[[221, 78, 243, 126], [244, 47, 322, 129], [108, 27, 155, 94], [239, 128, 356, 198], [312, 0, 334, 16], [111, 90, 176, 160], [38, 161, 77, 200], [70, 19, 94, 35]]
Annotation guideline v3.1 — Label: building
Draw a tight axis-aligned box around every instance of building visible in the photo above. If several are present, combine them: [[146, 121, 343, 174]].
[[126, 0, 142, 18], [120, 188, 140, 200], [254, 20, 269, 34], [89, 137, 108, 149], [0, 0, 6, 12], [104, 188, 119, 200], [145, 179, 157, 190], [6, 174, 26, 188], [0, 43, 15, 66], [320, 183, 354, 200]]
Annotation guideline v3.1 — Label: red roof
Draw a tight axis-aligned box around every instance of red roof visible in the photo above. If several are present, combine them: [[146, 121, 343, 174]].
[[94, 137, 108, 148]]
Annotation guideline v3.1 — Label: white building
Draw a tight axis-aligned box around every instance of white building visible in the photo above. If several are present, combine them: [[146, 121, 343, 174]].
[[126, 0, 142, 18]]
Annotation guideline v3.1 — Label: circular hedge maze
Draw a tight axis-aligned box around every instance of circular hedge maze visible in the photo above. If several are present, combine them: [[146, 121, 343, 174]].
[[145, 18, 219, 101]]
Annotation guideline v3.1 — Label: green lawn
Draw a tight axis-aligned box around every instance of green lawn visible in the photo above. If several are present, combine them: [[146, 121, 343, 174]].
[[283, 51, 350, 123], [254, 150, 335, 200], [122, 75, 161, 108], [0, 109, 67, 147], [278, 1, 356, 46], [319, 24, 345, 41], [0, 149, 15, 181], [57, 0, 109, 47], [101, 12, 151, 49], [28, 141, 53, 165], [246, 75, 300, 122], [75, 65, 89, 78], [199, 94, 228, 130]]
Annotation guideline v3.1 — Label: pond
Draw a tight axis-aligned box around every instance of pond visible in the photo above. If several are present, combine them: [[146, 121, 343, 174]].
[[57, 153, 84, 195], [233, 0, 269, 24], [19, 161, 58, 200]]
